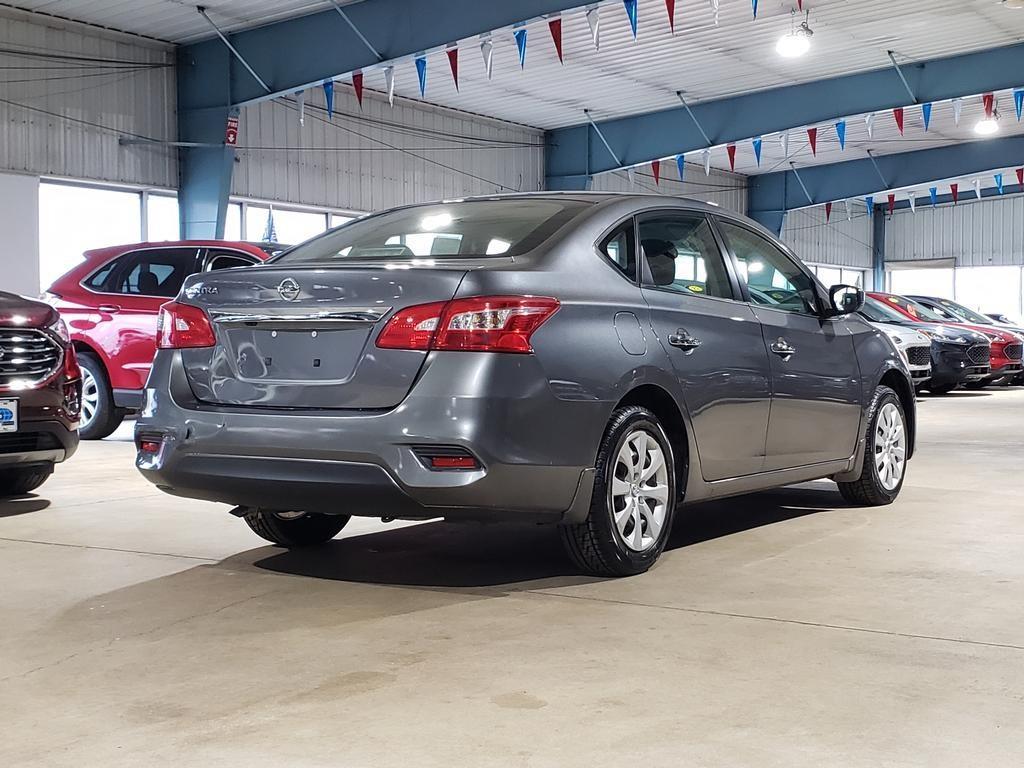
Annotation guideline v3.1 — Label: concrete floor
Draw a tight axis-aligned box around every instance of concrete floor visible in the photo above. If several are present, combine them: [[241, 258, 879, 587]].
[[2, 390, 1023, 767]]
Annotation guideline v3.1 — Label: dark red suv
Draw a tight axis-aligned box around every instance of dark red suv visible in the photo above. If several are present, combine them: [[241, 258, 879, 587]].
[[47, 241, 275, 439], [0, 291, 81, 496]]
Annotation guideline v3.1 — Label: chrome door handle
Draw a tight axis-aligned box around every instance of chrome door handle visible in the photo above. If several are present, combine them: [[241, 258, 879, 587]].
[[770, 339, 796, 360], [668, 331, 702, 352], [98, 304, 121, 313]]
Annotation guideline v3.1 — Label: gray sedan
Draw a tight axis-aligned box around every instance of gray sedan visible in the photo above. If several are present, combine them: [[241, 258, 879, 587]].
[[136, 194, 915, 576]]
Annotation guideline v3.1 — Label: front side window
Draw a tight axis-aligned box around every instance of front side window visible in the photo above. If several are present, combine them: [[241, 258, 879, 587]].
[[718, 221, 818, 315], [638, 215, 733, 300], [273, 200, 591, 265], [113, 248, 199, 298]]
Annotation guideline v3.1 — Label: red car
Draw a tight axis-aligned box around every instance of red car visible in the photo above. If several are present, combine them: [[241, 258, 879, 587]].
[[868, 292, 1024, 387], [47, 241, 276, 439]]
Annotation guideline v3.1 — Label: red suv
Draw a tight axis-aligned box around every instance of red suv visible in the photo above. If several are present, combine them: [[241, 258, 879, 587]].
[[47, 241, 275, 439]]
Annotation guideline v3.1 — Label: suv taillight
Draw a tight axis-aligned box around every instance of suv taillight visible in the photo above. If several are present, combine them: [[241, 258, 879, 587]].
[[157, 302, 216, 349], [376, 296, 559, 354]]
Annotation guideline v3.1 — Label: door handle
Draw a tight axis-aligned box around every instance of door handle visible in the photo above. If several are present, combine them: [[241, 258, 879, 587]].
[[98, 304, 121, 313], [668, 330, 702, 352], [770, 338, 796, 360]]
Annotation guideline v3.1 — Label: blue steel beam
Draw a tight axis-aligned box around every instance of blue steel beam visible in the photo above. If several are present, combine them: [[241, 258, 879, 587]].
[[546, 42, 1024, 189], [746, 134, 1024, 234]]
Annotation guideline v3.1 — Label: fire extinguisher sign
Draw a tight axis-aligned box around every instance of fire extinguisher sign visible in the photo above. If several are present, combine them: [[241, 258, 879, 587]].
[[225, 116, 239, 146]]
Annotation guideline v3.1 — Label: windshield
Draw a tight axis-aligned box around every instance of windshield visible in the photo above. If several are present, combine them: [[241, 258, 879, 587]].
[[881, 294, 947, 322], [860, 297, 911, 324], [925, 298, 992, 325], [272, 199, 591, 265]]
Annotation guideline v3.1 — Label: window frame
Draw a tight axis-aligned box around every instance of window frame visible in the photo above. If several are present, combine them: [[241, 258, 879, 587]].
[[102, 247, 202, 299], [594, 216, 640, 285], [713, 216, 826, 317], [200, 248, 261, 272], [635, 210, 743, 303]]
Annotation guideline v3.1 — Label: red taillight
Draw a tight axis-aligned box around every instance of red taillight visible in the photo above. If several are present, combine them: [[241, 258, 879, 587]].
[[376, 296, 559, 354], [157, 302, 216, 349]]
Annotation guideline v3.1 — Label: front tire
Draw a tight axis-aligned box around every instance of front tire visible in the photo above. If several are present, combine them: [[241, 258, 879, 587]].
[[0, 466, 52, 496], [837, 385, 908, 506], [242, 508, 350, 547], [560, 406, 678, 577], [78, 352, 126, 440]]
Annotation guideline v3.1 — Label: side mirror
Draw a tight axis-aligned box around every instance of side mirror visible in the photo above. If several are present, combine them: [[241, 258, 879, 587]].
[[828, 284, 865, 316]]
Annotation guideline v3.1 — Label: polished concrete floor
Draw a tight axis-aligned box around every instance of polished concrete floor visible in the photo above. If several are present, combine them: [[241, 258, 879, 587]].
[[2, 389, 1023, 767]]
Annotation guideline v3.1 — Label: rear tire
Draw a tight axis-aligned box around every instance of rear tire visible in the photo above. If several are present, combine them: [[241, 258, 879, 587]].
[[560, 406, 678, 577], [837, 385, 907, 506], [0, 467, 52, 496], [78, 351, 126, 440], [243, 508, 350, 547]]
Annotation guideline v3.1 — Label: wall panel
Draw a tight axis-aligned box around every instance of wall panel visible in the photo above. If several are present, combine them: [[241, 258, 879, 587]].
[[780, 203, 872, 268]]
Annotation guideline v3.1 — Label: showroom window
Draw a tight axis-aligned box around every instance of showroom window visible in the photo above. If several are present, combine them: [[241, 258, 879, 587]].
[[888, 267, 955, 299], [246, 205, 330, 245]]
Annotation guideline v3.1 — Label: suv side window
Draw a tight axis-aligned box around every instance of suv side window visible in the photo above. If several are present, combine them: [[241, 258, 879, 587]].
[[718, 221, 818, 315], [111, 248, 201, 298], [84, 256, 124, 292], [600, 220, 637, 281], [639, 214, 734, 300]]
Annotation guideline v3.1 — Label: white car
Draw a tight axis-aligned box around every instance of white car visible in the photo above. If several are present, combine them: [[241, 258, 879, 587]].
[[871, 323, 932, 388]]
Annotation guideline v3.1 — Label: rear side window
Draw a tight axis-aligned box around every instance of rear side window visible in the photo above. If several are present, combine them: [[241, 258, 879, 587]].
[[273, 199, 591, 264], [84, 257, 123, 291], [639, 214, 734, 300], [206, 251, 258, 271], [600, 220, 637, 281], [111, 248, 200, 298]]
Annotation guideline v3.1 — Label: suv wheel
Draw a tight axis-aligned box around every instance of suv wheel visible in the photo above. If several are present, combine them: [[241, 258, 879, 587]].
[[560, 406, 678, 577], [78, 352, 126, 440], [243, 508, 350, 547], [837, 385, 907, 506], [0, 467, 52, 496]]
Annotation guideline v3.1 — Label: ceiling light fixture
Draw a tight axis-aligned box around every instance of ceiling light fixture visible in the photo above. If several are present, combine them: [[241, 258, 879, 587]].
[[776, 10, 813, 58], [975, 108, 1000, 136]]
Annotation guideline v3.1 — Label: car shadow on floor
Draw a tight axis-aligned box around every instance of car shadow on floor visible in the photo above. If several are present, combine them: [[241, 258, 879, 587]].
[[0, 496, 51, 518], [242, 484, 845, 591]]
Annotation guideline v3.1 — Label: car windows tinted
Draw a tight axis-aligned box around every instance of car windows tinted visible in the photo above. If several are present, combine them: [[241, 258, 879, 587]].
[[860, 297, 910, 324], [273, 200, 591, 264], [718, 221, 817, 314], [113, 248, 199, 298], [84, 258, 121, 291], [600, 221, 637, 281], [639, 215, 733, 300]]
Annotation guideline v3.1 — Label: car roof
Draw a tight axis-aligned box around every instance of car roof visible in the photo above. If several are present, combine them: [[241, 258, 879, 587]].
[[82, 241, 275, 261]]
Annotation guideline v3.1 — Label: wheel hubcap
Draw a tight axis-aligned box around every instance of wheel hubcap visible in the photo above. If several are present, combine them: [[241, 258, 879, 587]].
[[874, 402, 906, 492], [80, 367, 99, 429], [273, 510, 306, 521], [611, 429, 670, 552]]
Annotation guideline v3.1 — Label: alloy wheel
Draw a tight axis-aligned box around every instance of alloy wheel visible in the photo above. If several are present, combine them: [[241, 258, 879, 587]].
[[874, 402, 906, 491], [611, 429, 670, 552], [80, 366, 99, 430]]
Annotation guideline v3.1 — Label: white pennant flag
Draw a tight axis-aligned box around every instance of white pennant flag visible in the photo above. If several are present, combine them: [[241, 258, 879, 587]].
[[780, 130, 790, 159], [626, 167, 636, 187], [702, 149, 712, 176], [709, 0, 720, 25], [480, 35, 494, 80], [296, 90, 305, 126], [384, 66, 395, 107], [973, 179, 982, 199], [864, 112, 875, 138], [586, 5, 601, 50], [844, 199, 853, 221], [907, 191, 917, 213], [952, 98, 963, 126]]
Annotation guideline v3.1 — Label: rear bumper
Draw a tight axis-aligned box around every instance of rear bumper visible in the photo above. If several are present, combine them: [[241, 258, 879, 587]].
[[136, 351, 603, 523]]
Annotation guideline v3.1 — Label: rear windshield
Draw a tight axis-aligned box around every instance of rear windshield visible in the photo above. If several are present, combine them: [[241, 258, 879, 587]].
[[273, 200, 591, 265]]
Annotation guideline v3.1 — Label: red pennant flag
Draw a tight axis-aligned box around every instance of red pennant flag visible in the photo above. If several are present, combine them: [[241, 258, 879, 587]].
[[446, 47, 459, 91], [825, 202, 832, 222], [983, 93, 994, 118], [797, 0, 803, 8], [887, 193, 896, 215], [893, 107, 904, 135], [726, 143, 737, 171], [807, 127, 818, 156], [951, 183, 959, 204], [1017, 168, 1024, 188], [651, 160, 661, 185], [665, 0, 676, 33], [548, 18, 563, 63], [352, 71, 364, 107]]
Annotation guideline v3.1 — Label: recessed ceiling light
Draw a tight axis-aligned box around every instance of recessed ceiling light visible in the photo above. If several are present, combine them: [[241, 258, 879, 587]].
[[776, 21, 813, 58], [975, 112, 1000, 136], [1002, 0, 1024, 9]]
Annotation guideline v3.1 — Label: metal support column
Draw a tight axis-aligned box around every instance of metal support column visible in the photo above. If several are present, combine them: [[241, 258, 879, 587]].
[[872, 205, 886, 291]]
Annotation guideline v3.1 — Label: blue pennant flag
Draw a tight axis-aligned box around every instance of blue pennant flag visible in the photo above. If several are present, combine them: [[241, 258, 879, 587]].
[[323, 80, 334, 119], [929, 187, 938, 206], [835, 120, 846, 150], [262, 207, 277, 243], [752, 0, 758, 18], [514, 27, 528, 68], [921, 102, 932, 132], [865, 196, 873, 216], [1015, 90, 1024, 121], [752, 137, 763, 166], [415, 56, 427, 97], [676, 154, 686, 181], [995, 173, 1005, 194], [623, 0, 638, 39]]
